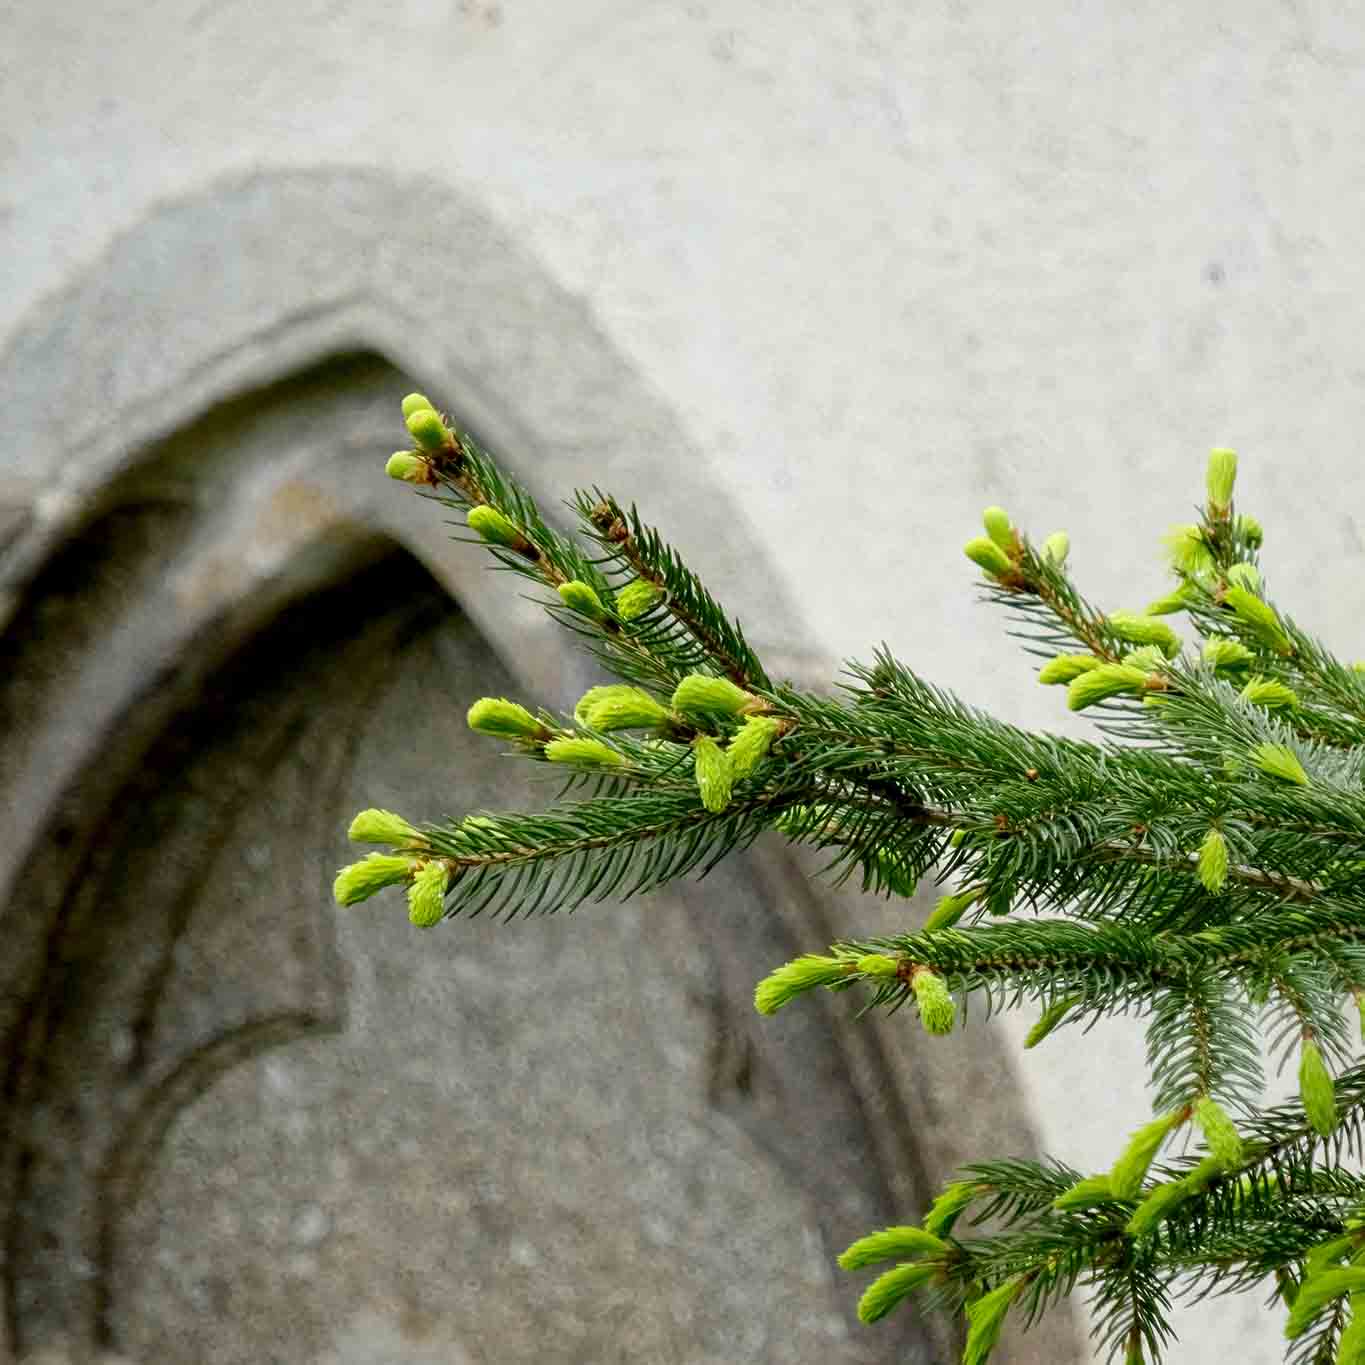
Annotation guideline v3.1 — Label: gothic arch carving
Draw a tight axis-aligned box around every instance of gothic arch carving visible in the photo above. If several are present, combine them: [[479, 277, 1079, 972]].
[[0, 171, 1077, 1363]]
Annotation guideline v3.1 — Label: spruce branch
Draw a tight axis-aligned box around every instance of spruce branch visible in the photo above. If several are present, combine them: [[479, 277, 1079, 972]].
[[963, 507, 1130, 665], [396, 398, 757, 697], [577, 490, 770, 690], [352, 404, 1365, 1363]]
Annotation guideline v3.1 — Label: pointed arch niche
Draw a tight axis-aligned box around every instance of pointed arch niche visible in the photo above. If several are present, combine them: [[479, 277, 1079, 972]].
[[0, 170, 1076, 1365]]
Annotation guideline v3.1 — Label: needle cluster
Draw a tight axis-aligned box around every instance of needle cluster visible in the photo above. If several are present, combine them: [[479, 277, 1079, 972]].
[[339, 402, 1365, 1363]]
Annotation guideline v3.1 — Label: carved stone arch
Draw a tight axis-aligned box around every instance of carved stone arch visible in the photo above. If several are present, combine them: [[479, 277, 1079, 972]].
[[0, 172, 1079, 1364]]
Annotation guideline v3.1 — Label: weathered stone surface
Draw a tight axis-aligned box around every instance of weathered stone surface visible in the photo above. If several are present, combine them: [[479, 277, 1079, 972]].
[[10, 4, 1360, 1350], [0, 350, 1075, 1364]]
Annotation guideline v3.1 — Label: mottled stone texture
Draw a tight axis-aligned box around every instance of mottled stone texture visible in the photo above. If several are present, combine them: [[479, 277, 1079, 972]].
[[0, 345, 1074, 1365], [3, 547, 887, 1364], [11, 0, 1360, 1349]]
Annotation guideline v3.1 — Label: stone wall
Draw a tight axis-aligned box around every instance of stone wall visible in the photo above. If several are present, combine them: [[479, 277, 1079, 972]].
[[0, 335, 1072, 1363], [7, 5, 1365, 1361]]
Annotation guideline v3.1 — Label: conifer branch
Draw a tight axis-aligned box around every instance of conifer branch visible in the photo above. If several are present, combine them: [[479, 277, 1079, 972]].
[[352, 404, 1365, 1363], [403, 411, 765, 696], [578, 491, 770, 690], [974, 531, 1128, 664]]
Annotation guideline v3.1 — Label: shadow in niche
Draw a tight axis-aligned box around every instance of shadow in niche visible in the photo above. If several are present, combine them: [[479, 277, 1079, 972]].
[[2, 539, 453, 1359], [90, 550, 440, 1342], [5, 517, 925, 1365], [0, 533, 947, 1363], [0, 345, 1064, 1364]]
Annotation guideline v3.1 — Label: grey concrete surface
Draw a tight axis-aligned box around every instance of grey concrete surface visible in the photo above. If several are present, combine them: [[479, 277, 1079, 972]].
[[0, 537, 947, 1365], [0, 316, 1070, 1365], [6, 2, 1364, 1361]]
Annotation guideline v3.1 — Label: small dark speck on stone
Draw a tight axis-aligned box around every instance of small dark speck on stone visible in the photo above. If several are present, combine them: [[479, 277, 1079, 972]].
[[1204, 262, 1225, 284]]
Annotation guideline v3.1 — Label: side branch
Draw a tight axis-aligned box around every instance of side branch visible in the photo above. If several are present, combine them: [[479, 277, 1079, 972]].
[[849, 901, 1365, 996], [584, 493, 770, 690]]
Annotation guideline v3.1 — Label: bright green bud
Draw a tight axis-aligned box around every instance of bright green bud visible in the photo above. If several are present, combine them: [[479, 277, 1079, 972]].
[[671, 673, 755, 719], [1122, 645, 1168, 672], [467, 697, 545, 740], [404, 407, 451, 452], [1183, 1155, 1226, 1195], [333, 853, 414, 906], [754, 954, 852, 1015], [1300, 1039, 1338, 1137], [1194, 1096, 1244, 1168], [693, 735, 733, 813], [855, 1261, 938, 1325], [1286, 1269, 1365, 1339], [1142, 693, 1169, 708], [1356, 991, 1365, 1045], [574, 684, 642, 726], [1203, 638, 1254, 670], [544, 736, 625, 768], [348, 808, 422, 846], [1236, 513, 1264, 548], [948, 828, 967, 848], [925, 886, 983, 931], [1053, 1175, 1116, 1211], [558, 580, 605, 619], [922, 1181, 980, 1238], [911, 968, 955, 1036], [1336, 1300, 1365, 1365], [1067, 663, 1150, 711], [855, 953, 900, 979], [1126, 1180, 1193, 1237], [1038, 653, 1101, 684], [1163, 524, 1215, 576], [1308, 1237, 1355, 1278], [406, 860, 450, 928], [1252, 742, 1310, 787], [586, 688, 671, 731], [1241, 676, 1298, 710], [728, 715, 781, 780], [1042, 530, 1070, 565], [1107, 611, 1181, 658], [1197, 828, 1229, 894], [838, 1225, 949, 1271], [963, 536, 1013, 577], [1224, 584, 1293, 653], [467, 505, 521, 546], [615, 578, 661, 620], [1206, 447, 1238, 510], [1145, 585, 1193, 616], [1024, 993, 1082, 1049], [869, 849, 918, 898], [982, 506, 1013, 550], [400, 391, 435, 419], [385, 451, 428, 483], [1109, 1110, 1186, 1200], [963, 1277, 1024, 1365], [1226, 561, 1262, 593]]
